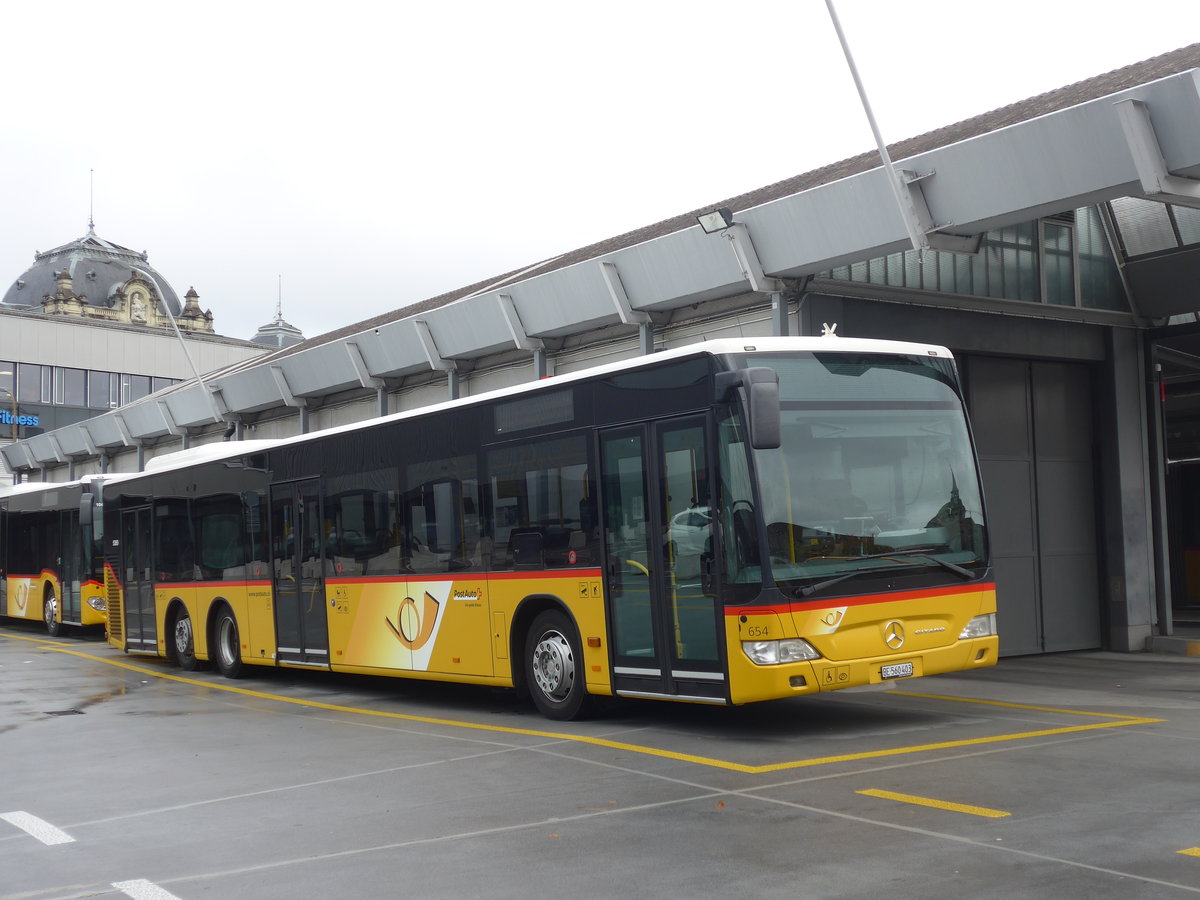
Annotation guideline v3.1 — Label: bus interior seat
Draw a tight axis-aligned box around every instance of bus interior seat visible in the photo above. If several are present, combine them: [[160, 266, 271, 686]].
[[510, 529, 544, 569]]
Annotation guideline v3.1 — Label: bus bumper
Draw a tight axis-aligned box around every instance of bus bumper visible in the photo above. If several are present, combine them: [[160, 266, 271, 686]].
[[728, 636, 999, 705]]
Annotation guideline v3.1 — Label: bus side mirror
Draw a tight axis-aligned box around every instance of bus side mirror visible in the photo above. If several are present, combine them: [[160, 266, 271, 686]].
[[80, 492, 94, 527], [745, 368, 781, 450], [717, 367, 780, 450]]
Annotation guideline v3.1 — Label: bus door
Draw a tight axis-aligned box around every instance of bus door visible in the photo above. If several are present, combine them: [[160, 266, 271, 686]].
[[270, 478, 330, 667], [600, 415, 724, 703], [120, 506, 156, 651], [0, 501, 6, 612], [59, 509, 82, 624]]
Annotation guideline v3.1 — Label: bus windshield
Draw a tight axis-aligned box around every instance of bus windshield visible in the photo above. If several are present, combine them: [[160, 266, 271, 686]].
[[741, 352, 986, 594]]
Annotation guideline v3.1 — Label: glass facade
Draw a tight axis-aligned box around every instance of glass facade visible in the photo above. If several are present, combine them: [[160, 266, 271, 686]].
[[827, 207, 1128, 312], [0, 359, 179, 441]]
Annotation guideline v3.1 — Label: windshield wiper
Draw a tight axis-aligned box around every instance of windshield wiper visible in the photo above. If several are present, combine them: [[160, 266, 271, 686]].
[[903, 552, 974, 579], [797, 569, 872, 597], [795, 547, 975, 598]]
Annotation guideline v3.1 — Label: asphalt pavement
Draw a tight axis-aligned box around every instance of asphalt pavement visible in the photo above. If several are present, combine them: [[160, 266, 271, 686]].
[[2, 622, 1199, 899]]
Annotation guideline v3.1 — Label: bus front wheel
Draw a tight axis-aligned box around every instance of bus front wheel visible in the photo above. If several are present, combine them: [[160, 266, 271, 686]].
[[213, 606, 244, 679], [525, 610, 591, 721], [43, 587, 60, 637]]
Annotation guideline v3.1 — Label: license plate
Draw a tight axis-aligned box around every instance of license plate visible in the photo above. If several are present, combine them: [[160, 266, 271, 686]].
[[881, 662, 914, 680]]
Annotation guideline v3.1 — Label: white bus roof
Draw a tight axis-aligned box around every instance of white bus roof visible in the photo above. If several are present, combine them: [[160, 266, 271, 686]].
[[125, 335, 955, 479]]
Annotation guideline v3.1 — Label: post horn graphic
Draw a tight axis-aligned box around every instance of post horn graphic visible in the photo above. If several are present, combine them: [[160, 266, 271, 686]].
[[13, 580, 28, 614], [386, 591, 441, 650]]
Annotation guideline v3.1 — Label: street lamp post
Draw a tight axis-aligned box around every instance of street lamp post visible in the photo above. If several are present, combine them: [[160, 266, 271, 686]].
[[0, 386, 16, 443]]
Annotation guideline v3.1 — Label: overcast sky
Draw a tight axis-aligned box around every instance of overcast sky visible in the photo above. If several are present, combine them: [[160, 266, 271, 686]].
[[1, 1, 1195, 344]]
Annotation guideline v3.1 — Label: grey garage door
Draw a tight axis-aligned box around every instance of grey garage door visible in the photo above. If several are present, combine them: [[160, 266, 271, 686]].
[[965, 357, 1102, 656]]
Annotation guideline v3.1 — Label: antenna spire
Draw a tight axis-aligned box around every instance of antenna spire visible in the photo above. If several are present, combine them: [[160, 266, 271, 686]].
[[276, 274, 283, 323], [87, 169, 96, 234]]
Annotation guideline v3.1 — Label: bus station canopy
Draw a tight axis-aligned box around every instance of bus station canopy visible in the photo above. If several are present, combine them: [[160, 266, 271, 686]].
[[8, 45, 1200, 471]]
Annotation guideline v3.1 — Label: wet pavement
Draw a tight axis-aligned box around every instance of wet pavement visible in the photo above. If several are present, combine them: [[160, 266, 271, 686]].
[[2, 621, 1199, 899]]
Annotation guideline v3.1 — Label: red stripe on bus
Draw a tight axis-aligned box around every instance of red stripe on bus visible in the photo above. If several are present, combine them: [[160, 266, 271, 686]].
[[724, 581, 997, 617], [150, 569, 605, 589], [153, 581, 272, 590], [330, 568, 605, 585]]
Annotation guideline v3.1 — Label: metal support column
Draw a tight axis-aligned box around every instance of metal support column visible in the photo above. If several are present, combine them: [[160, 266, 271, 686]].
[[639, 322, 654, 355], [771, 292, 788, 336]]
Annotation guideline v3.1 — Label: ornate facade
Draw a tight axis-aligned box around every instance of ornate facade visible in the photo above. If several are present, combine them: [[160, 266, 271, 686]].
[[4, 225, 214, 333]]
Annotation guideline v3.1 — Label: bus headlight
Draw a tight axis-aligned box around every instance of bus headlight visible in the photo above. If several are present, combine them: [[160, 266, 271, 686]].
[[742, 638, 821, 665], [87, 597, 107, 612], [959, 613, 997, 639]]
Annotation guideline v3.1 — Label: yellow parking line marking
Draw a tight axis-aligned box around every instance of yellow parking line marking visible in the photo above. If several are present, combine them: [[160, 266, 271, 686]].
[[1179, 848, 1200, 857], [3, 631, 1165, 775], [858, 788, 1011, 818], [893, 690, 1142, 719]]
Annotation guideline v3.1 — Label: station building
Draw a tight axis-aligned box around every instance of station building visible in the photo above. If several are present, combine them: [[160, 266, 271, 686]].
[[0, 226, 287, 478], [8, 44, 1200, 659]]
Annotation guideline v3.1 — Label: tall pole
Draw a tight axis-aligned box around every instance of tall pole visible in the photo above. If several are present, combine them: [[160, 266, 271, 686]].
[[158, 294, 226, 426], [823, 0, 928, 253]]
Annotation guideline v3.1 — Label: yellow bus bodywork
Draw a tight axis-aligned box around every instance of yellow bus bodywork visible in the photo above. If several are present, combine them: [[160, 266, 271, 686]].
[[726, 583, 999, 705], [119, 573, 996, 709]]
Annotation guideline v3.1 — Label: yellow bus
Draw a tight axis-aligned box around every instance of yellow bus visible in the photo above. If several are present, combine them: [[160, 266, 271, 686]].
[[101, 336, 997, 719], [0, 477, 109, 635]]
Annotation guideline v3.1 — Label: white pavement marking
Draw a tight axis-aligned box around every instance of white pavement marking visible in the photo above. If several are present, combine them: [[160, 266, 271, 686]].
[[0, 810, 74, 845], [112, 879, 184, 900]]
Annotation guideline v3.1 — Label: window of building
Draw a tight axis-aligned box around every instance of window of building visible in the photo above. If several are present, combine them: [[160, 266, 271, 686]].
[[17, 363, 43, 404], [1077, 206, 1126, 311], [54, 367, 87, 407], [88, 371, 118, 409], [1042, 220, 1075, 306], [120, 374, 151, 405], [826, 207, 1129, 313]]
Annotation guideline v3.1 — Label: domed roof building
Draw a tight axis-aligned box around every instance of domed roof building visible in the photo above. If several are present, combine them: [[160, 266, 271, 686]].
[[2, 222, 214, 333], [250, 298, 306, 349]]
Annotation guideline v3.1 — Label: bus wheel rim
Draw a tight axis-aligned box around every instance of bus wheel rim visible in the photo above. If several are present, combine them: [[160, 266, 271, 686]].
[[532, 631, 574, 701], [174, 615, 192, 655], [44, 593, 56, 628], [218, 619, 233, 666]]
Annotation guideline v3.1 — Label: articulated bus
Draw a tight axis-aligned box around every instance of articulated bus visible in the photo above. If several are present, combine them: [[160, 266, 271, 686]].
[[0, 477, 109, 634], [99, 336, 997, 719]]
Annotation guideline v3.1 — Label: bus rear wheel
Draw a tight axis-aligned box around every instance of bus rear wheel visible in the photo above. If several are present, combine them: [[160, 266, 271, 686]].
[[525, 610, 591, 721], [213, 606, 244, 679], [172, 608, 201, 671], [43, 587, 60, 637]]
